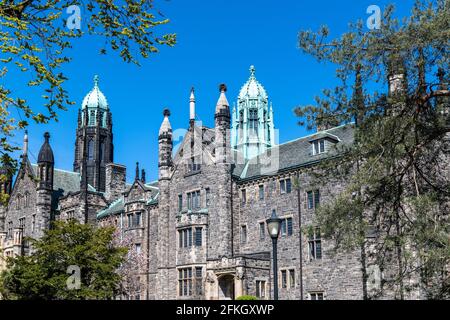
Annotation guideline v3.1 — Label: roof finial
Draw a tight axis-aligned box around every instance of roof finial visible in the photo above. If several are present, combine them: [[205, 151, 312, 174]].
[[44, 132, 50, 142], [94, 75, 99, 87], [219, 84, 227, 93], [249, 65, 256, 78], [135, 161, 140, 181], [163, 108, 171, 117], [23, 130, 29, 157], [190, 87, 195, 122]]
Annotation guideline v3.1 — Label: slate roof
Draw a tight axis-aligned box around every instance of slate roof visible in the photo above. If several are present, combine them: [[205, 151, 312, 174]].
[[31, 164, 81, 210], [234, 123, 354, 181], [143, 182, 159, 191], [31, 164, 81, 194], [97, 197, 124, 219], [95, 124, 354, 218], [146, 180, 158, 189]]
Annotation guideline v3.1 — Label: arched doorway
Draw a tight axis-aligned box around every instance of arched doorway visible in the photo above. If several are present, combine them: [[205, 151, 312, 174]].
[[218, 274, 235, 300]]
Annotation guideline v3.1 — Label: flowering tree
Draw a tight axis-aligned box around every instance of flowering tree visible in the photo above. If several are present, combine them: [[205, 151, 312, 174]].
[[112, 228, 147, 300]]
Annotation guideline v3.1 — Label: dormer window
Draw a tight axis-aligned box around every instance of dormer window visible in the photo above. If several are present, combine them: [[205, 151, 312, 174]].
[[312, 139, 325, 155], [309, 132, 340, 156]]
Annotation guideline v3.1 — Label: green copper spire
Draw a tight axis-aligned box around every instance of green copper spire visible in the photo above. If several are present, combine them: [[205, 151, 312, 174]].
[[80, 75, 109, 127], [232, 65, 276, 159]]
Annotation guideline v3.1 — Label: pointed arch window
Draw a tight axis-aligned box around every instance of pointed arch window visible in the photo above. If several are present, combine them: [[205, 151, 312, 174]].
[[99, 139, 105, 162], [16, 195, 21, 209], [89, 110, 96, 126], [78, 141, 83, 161], [249, 109, 258, 131], [88, 139, 94, 161], [99, 111, 105, 127], [24, 192, 29, 208], [40, 165, 46, 183]]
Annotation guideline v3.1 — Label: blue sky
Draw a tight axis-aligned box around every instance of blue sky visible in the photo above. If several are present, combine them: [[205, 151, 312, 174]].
[[11, 0, 416, 182]]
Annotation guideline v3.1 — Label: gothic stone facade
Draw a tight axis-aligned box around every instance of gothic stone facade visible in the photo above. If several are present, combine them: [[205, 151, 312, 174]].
[[1, 71, 395, 300]]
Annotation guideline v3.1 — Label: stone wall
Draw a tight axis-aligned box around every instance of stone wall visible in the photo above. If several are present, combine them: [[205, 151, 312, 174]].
[[59, 191, 107, 225], [4, 163, 40, 241], [235, 168, 364, 300]]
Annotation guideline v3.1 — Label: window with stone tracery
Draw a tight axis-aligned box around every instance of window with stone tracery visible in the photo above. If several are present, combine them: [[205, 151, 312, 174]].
[[178, 268, 193, 297], [249, 108, 258, 132], [89, 110, 96, 126], [24, 192, 30, 207], [99, 111, 104, 127], [256, 280, 267, 298], [88, 139, 94, 161]]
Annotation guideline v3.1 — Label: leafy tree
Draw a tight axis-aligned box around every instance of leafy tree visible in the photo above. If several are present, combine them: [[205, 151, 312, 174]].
[[0, 0, 176, 202], [0, 220, 127, 299], [296, 0, 449, 299]]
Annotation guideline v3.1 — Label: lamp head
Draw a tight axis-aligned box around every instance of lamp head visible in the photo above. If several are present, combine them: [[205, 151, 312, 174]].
[[266, 210, 282, 239]]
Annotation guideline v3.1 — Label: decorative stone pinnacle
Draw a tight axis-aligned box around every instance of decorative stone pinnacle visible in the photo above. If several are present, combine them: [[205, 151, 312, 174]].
[[249, 65, 255, 78], [135, 162, 140, 181], [163, 108, 171, 117]]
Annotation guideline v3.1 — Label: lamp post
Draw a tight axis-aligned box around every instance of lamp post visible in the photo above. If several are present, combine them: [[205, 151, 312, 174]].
[[266, 209, 282, 300]]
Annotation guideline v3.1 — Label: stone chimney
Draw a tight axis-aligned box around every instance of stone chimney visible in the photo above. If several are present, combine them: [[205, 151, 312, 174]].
[[105, 163, 126, 202]]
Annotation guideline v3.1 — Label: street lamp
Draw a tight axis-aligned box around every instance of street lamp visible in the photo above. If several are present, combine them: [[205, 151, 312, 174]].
[[266, 209, 282, 300]]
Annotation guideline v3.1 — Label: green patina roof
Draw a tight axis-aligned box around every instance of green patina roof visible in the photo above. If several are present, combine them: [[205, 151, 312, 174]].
[[97, 188, 159, 219], [97, 197, 124, 219]]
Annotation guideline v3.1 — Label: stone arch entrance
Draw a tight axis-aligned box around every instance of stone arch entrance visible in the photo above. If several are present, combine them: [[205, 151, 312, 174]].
[[218, 274, 235, 300]]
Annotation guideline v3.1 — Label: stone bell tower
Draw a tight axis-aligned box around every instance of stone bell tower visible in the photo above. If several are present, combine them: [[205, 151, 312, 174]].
[[74, 75, 114, 192]]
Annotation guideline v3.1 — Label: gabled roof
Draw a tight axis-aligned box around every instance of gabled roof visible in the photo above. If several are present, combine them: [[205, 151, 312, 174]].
[[173, 125, 216, 164], [123, 178, 158, 197], [307, 131, 341, 143]]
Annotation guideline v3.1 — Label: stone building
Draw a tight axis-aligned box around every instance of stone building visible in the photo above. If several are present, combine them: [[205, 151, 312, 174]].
[[0, 66, 428, 300]]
